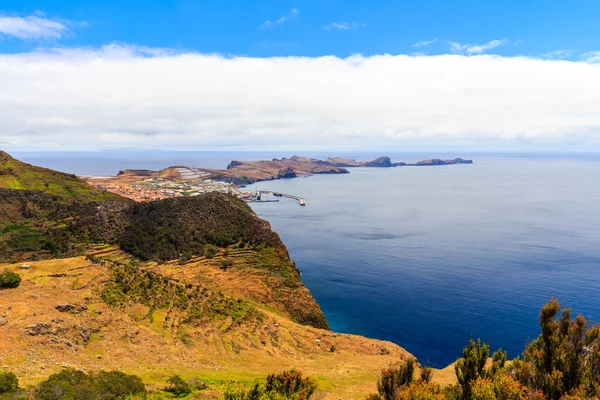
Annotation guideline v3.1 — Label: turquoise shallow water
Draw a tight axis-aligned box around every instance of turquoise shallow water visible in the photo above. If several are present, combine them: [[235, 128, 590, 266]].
[[15, 151, 600, 368]]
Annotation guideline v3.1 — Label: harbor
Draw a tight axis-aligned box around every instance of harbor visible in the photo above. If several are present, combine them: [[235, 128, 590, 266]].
[[255, 190, 306, 206]]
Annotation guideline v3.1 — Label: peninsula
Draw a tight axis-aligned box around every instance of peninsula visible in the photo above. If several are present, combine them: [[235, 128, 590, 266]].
[[83, 155, 473, 202]]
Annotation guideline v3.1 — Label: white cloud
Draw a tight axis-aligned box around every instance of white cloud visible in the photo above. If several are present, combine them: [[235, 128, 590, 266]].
[[1, 45, 600, 151], [260, 8, 299, 30], [324, 22, 366, 30], [449, 39, 508, 55], [0, 14, 70, 39], [582, 51, 600, 63], [411, 39, 437, 48]]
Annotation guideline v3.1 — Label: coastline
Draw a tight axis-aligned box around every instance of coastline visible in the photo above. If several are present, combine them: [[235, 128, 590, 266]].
[[82, 155, 473, 203]]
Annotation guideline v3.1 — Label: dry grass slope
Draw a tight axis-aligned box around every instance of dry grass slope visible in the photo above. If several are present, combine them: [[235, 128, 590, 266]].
[[0, 254, 414, 399]]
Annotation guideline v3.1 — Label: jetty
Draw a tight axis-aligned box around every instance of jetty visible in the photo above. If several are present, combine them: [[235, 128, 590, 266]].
[[259, 190, 306, 206]]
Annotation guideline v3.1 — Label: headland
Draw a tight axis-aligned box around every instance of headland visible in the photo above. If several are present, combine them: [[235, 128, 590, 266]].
[[83, 155, 473, 203]]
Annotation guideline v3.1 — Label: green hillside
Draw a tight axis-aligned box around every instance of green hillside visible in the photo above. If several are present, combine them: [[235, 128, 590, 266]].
[[0, 151, 122, 202], [0, 151, 328, 330]]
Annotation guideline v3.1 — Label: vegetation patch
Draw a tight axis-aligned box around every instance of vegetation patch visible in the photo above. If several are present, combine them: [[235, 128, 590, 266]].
[[0, 371, 19, 395], [34, 369, 146, 400], [102, 262, 262, 326], [368, 299, 600, 400], [0, 269, 21, 289], [224, 369, 318, 400]]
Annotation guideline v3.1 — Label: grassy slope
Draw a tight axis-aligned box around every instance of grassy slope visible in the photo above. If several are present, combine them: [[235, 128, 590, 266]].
[[0, 150, 131, 261], [0, 255, 413, 399], [0, 152, 422, 397], [0, 152, 328, 329], [0, 151, 122, 202]]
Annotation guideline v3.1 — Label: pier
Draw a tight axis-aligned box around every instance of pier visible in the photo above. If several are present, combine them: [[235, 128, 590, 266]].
[[259, 191, 306, 206]]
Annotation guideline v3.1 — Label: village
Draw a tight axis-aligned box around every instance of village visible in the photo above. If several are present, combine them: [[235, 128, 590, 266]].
[[87, 176, 258, 203]]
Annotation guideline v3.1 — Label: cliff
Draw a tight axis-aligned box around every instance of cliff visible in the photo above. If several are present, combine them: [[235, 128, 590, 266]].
[[0, 151, 415, 399]]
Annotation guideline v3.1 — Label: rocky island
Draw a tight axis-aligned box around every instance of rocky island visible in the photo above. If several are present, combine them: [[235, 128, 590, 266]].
[[217, 155, 473, 183]]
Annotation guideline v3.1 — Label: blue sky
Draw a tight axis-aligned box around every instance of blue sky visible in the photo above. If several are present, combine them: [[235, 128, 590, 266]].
[[2, 0, 599, 59], [1, 1, 600, 151]]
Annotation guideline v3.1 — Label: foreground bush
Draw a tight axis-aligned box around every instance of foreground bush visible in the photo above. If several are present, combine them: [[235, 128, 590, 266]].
[[0, 372, 19, 394], [510, 299, 600, 400], [224, 370, 317, 400], [368, 299, 600, 400], [35, 369, 146, 400], [0, 269, 21, 289]]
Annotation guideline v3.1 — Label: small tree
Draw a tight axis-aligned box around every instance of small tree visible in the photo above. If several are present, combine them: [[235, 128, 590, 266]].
[[455, 339, 489, 400], [0, 269, 21, 289]]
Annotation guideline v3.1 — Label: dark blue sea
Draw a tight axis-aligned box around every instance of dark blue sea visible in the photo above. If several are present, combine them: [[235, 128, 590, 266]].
[[13, 151, 600, 368]]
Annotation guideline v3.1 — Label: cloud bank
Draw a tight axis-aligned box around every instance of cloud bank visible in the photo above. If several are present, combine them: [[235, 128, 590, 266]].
[[1, 45, 600, 151]]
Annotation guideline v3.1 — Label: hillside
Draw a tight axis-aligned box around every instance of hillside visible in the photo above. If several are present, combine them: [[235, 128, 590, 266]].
[[0, 254, 413, 399], [0, 151, 123, 202], [0, 152, 328, 329], [0, 152, 417, 399]]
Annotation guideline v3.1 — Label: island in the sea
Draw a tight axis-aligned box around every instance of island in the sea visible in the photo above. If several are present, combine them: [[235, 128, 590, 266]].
[[84, 155, 473, 203]]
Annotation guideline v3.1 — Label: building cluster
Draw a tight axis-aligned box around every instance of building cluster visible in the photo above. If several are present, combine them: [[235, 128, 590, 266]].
[[89, 177, 257, 203]]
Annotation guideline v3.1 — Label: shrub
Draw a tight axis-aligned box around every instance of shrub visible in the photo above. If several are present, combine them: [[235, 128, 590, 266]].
[[221, 259, 234, 270], [0, 269, 21, 289], [455, 339, 489, 400], [0, 371, 19, 394], [265, 370, 317, 399], [396, 382, 445, 400], [164, 375, 192, 397], [205, 244, 218, 258], [510, 298, 600, 400], [179, 251, 193, 264], [35, 368, 145, 400], [224, 370, 317, 400], [420, 367, 433, 384], [372, 359, 415, 400], [366, 299, 599, 400]]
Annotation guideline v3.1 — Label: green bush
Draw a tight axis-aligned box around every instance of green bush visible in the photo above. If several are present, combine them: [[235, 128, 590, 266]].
[[224, 370, 317, 400], [164, 375, 192, 397], [205, 244, 218, 258], [35, 368, 146, 400], [455, 339, 489, 400], [0, 371, 19, 394], [221, 259, 234, 270], [0, 270, 21, 289]]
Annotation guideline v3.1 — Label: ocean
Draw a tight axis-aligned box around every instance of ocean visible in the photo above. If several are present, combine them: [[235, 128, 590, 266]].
[[13, 151, 600, 368]]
